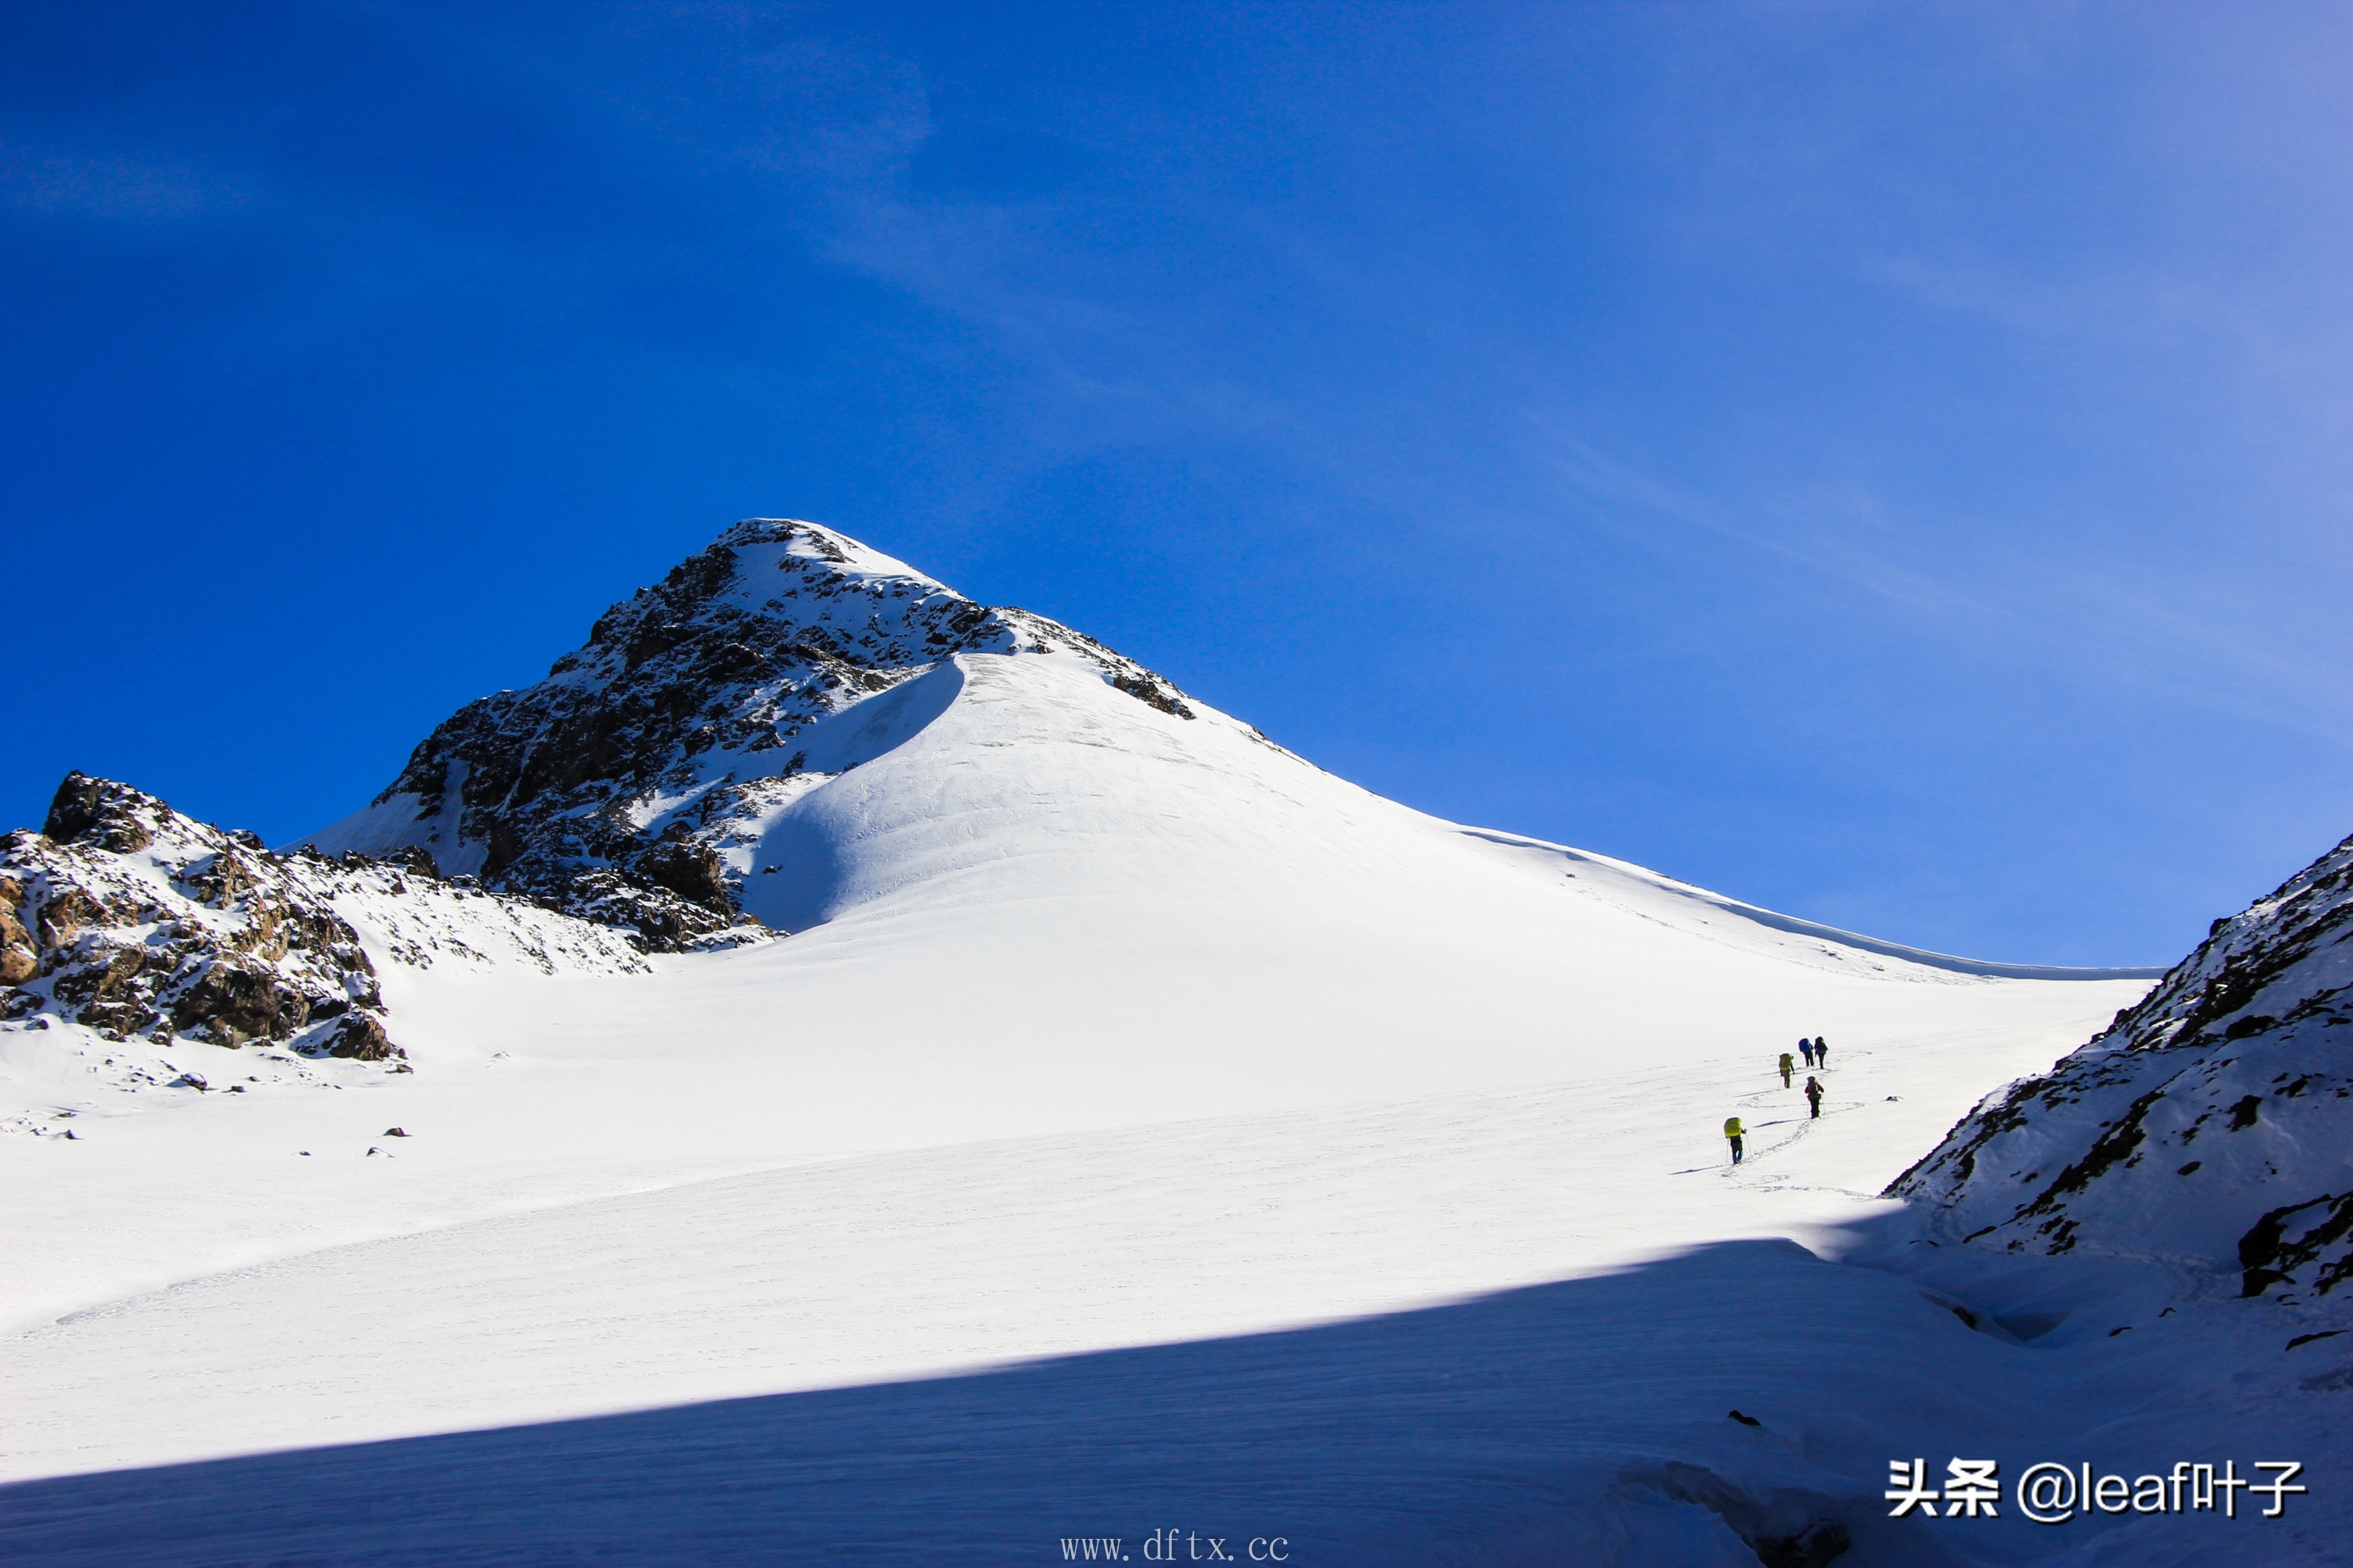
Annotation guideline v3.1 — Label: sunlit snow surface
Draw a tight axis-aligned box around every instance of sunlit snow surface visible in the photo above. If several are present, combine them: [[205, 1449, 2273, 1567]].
[[6, 653, 2338, 1564]]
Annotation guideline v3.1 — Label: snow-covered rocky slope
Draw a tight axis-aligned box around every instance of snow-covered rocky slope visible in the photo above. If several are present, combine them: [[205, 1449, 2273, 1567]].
[[304, 519, 1192, 949], [5, 520, 2231, 1564], [0, 772, 650, 1137], [1894, 829, 2353, 1294], [3, 774, 398, 1066]]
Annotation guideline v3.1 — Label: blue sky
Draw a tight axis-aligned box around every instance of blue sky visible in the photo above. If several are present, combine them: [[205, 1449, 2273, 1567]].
[[7, 1, 2351, 965]]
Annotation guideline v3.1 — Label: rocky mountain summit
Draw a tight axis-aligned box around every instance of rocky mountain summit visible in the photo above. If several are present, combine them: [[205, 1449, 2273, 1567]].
[[303, 518, 1198, 948], [1893, 826, 2353, 1296]]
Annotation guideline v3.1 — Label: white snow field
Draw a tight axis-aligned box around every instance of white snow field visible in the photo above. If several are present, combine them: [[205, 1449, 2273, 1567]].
[[13, 648, 2336, 1564]]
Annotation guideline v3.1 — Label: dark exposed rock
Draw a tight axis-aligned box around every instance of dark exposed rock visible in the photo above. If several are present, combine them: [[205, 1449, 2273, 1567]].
[[635, 832, 735, 911], [2235, 1193, 2353, 1297], [44, 772, 159, 853], [322, 1012, 401, 1062], [386, 845, 442, 880], [1110, 672, 1196, 719], [168, 959, 314, 1047]]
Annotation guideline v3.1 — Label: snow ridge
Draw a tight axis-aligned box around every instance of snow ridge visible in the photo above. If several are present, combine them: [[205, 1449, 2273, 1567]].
[[1891, 828, 2353, 1292], [1458, 829, 2165, 981]]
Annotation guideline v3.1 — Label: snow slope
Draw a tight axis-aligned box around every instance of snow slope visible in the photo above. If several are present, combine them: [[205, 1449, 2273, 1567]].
[[0, 643, 2152, 1325], [32, 1024, 2339, 1568], [1897, 826, 2353, 1289], [2, 520, 2252, 1564]]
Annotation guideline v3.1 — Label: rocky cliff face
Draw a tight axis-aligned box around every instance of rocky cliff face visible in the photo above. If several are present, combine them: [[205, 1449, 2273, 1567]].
[[5, 774, 399, 1061], [303, 518, 1196, 949], [1892, 828, 2353, 1296]]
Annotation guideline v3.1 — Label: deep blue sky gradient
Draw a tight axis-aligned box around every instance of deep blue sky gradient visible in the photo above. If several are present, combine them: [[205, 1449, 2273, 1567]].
[[7, 1, 2352, 965]]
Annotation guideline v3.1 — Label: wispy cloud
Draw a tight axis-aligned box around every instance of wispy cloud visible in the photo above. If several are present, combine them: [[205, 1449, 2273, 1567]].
[[1532, 424, 2353, 743], [1536, 430, 2000, 623]]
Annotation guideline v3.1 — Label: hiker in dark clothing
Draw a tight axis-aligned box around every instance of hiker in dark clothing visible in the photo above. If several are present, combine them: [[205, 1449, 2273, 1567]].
[[1814, 1036, 1829, 1068], [1804, 1076, 1824, 1118], [1724, 1115, 1745, 1164], [1778, 1051, 1795, 1088], [1799, 1039, 1815, 1068]]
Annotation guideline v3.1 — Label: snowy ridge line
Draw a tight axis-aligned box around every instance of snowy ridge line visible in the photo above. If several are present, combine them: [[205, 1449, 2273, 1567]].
[[1892, 823, 2353, 1291], [1456, 829, 2166, 981]]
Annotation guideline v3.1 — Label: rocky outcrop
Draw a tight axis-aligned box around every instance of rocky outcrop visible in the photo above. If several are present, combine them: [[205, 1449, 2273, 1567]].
[[321, 1011, 399, 1061], [1109, 671, 1195, 719], [0, 874, 37, 985], [3, 774, 395, 1057], [1892, 828, 2353, 1292], [305, 519, 1201, 949]]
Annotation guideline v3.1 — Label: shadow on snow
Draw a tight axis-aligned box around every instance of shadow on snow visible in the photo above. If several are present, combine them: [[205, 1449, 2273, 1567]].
[[0, 1227, 2233, 1567]]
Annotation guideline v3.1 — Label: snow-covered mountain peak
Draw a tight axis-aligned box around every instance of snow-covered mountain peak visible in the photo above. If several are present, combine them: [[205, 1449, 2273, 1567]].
[[548, 519, 985, 696], [11, 524, 2207, 1549], [303, 519, 1196, 948]]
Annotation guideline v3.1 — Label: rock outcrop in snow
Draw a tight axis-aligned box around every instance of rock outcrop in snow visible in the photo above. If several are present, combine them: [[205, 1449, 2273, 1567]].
[[322, 853, 653, 980], [4, 774, 398, 1060], [1891, 827, 2353, 1295], [303, 519, 1196, 950], [1, 773, 661, 1087]]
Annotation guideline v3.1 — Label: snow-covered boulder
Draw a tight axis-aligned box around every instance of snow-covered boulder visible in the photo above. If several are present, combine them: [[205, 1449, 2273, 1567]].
[[301, 519, 1194, 949], [1891, 828, 2353, 1294]]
